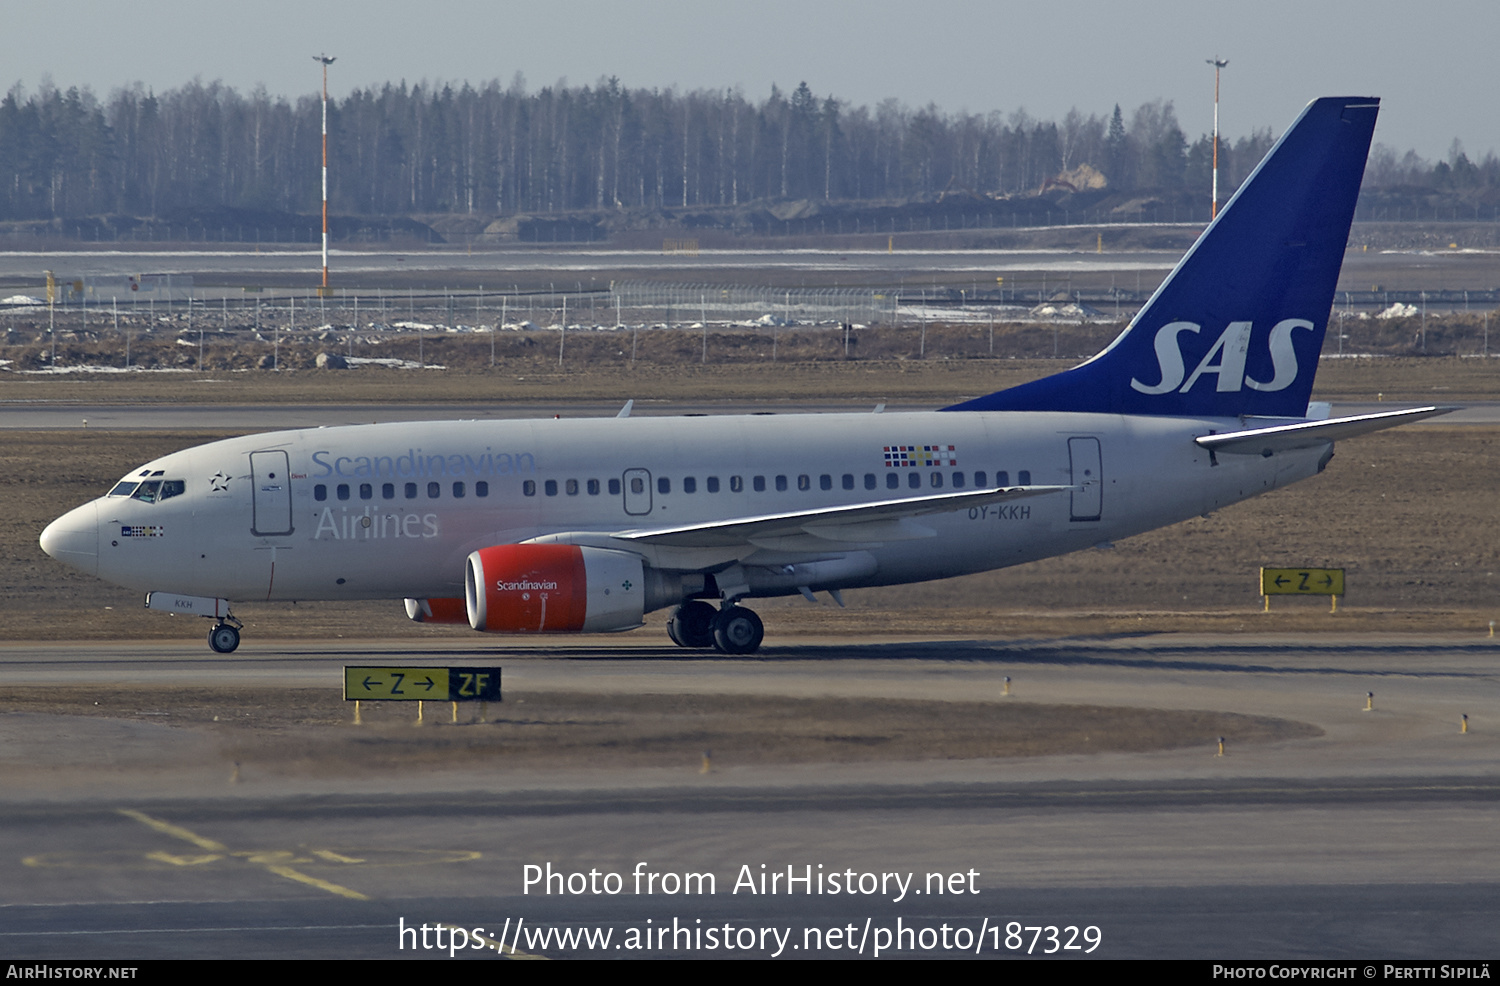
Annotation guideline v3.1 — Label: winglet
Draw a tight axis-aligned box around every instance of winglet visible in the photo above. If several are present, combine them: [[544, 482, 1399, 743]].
[[943, 97, 1380, 418]]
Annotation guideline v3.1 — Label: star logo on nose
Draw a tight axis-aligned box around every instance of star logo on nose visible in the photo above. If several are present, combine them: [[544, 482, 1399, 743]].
[[209, 471, 230, 493]]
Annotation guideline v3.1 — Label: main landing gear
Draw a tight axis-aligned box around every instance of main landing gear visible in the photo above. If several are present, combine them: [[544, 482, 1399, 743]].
[[668, 601, 764, 654], [208, 616, 243, 654]]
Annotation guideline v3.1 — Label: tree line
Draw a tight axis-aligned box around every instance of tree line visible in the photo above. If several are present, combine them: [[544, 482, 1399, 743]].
[[1, 77, 1495, 222]]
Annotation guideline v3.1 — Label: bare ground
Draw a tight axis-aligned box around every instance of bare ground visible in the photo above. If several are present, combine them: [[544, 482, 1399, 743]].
[[0, 686, 1316, 774]]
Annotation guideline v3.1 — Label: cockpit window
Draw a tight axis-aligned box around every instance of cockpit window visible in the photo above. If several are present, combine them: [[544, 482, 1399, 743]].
[[120, 478, 185, 503]]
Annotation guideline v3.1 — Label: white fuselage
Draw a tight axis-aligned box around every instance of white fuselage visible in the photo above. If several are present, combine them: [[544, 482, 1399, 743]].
[[47, 409, 1327, 608]]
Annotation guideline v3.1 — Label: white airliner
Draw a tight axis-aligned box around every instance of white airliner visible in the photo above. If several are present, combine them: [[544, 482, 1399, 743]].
[[40, 96, 1450, 654]]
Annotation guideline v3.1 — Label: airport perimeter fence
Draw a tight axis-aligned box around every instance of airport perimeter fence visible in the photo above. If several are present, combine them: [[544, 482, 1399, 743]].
[[608, 282, 899, 327], [7, 286, 1500, 370]]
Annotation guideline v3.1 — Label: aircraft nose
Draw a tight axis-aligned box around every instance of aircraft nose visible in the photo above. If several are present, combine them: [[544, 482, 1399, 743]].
[[40, 501, 99, 576]]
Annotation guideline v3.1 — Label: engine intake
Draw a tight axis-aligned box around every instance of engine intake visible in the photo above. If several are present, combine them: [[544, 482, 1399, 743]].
[[465, 543, 645, 633]]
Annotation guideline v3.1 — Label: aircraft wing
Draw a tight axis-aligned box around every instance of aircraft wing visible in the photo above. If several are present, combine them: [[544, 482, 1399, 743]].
[[1196, 406, 1456, 456], [611, 485, 1070, 548]]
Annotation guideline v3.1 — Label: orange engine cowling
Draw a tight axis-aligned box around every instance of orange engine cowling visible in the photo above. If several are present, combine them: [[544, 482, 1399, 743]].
[[465, 544, 645, 633], [404, 597, 470, 624]]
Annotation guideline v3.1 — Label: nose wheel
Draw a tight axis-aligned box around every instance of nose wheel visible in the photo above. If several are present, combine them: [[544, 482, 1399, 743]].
[[208, 619, 242, 654]]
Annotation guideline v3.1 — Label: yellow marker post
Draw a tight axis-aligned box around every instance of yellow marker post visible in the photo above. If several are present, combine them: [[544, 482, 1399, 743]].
[[1365, 691, 1374, 712], [700, 750, 713, 775], [1462, 714, 1469, 734], [1003, 676, 1011, 697], [1216, 736, 1225, 758]]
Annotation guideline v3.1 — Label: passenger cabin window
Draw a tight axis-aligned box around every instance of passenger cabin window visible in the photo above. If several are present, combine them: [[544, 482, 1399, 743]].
[[337, 484, 351, 501], [523, 480, 537, 496], [864, 473, 876, 490], [706, 476, 720, 493], [565, 479, 579, 496], [753, 476, 766, 492], [886, 473, 899, 490], [453, 482, 466, 498], [1018, 470, 1031, 485], [731, 476, 744, 493], [840, 474, 853, 491], [797, 474, 811, 491], [658, 477, 671, 494], [908, 473, 921, 490], [683, 477, 696, 494], [545, 480, 558, 496], [427, 481, 441, 499], [587, 479, 599, 495], [405, 482, 418, 499], [609, 479, 621, 495], [383, 483, 396, 500], [476, 481, 489, 497], [953, 472, 965, 488], [975, 471, 988, 488], [775, 475, 788, 492], [360, 483, 373, 500]]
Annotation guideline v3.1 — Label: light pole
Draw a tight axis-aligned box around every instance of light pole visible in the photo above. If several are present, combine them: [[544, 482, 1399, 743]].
[[314, 54, 336, 293], [1206, 57, 1228, 219]]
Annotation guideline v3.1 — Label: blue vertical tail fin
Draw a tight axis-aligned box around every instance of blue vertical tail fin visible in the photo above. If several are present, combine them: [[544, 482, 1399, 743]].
[[944, 97, 1379, 418]]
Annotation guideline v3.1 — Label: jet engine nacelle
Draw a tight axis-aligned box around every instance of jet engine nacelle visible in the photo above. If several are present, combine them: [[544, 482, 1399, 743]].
[[465, 543, 645, 633], [404, 597, 470, 624]]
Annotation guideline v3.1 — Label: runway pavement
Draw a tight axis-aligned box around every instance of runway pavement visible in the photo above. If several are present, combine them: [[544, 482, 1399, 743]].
[[1, 633, 1498, 959]]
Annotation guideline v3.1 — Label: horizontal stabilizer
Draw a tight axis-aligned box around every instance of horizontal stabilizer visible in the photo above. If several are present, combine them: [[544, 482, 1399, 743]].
[[1195, 406, 1456, 455]]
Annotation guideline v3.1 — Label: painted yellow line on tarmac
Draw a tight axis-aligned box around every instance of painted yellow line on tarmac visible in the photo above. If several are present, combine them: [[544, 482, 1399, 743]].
[[263, 864, 370, 901], [442, 923, 547, 960], [118, 808, 369, 902], [311, 849, 367, 864], [118, 809, 229, 852]]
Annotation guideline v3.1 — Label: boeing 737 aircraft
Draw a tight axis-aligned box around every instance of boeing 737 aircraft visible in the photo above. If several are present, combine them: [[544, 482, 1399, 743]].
[[40, 96, 1451, 654]]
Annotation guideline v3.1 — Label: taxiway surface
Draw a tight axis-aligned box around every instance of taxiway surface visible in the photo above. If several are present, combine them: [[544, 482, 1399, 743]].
[[2, 634, 1497, 959]]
